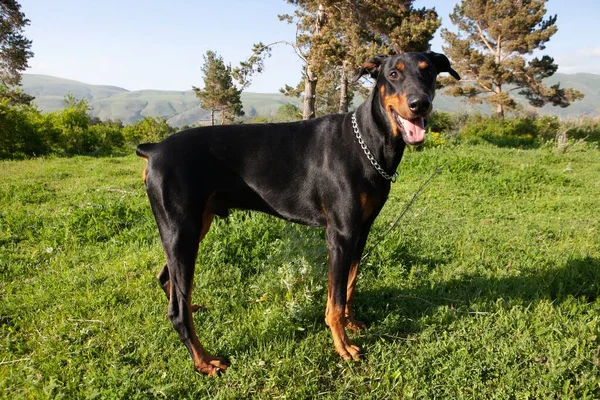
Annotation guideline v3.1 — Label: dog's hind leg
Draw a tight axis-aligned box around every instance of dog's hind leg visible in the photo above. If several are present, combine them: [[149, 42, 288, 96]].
[[157, 264, 202, 312], [160, 209, 227, 376]]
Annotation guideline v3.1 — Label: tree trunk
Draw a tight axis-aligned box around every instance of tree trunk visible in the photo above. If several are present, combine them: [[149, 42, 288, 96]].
[[338, 67, 349, 113], [210, 109, 215, 126], [303, 66, 318, 120], [494, 84, 504, 118], [495, 103, 504, 118]]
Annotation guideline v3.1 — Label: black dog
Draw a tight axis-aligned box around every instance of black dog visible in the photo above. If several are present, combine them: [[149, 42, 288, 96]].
[[136, 52, 460, 376]]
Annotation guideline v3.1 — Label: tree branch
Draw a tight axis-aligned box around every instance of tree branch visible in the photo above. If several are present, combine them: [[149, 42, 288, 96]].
[[475, 21, 496, 55]]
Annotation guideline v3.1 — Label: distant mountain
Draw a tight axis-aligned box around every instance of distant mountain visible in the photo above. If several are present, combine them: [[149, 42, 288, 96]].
[[21, 72, 600, 126]]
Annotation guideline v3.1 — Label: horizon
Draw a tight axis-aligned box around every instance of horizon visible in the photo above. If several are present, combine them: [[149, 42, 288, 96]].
[[22, 68, 600, 95], [21, 0, 600, 93]]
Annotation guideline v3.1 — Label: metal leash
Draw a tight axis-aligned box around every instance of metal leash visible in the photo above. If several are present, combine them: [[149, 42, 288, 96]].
[[360, 164, 445, 263]]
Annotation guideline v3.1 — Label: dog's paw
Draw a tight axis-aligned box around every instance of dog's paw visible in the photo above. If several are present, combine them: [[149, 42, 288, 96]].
[[195, 356, 230, 377], [345, 317, 367, 332], [337, 342, 362, 361]]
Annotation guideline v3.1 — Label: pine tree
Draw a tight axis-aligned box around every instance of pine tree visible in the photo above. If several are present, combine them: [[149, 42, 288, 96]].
[[234, 1, 439, 118], [289, 1, 440, 115], [441, 0, 583, 117], [0, 0, 34, 104], [193, 51, 244, 125]]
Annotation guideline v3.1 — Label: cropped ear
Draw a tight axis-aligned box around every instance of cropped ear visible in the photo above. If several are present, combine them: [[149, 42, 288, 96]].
[[426, 51, 461, 80], [353, 54, 387, 81]]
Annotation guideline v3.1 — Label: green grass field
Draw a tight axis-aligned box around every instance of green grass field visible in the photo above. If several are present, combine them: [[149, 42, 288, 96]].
[[1, 143, 599, 399]]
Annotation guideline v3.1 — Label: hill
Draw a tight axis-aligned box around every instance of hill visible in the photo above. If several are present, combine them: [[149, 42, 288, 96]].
[[21, 72, 600, 126]]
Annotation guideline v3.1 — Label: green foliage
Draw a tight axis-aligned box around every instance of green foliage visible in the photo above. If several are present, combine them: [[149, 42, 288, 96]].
[[246, 104, 302, 124], [276, 103, 302, 122], [427, 111, 457, 134], [89, 124, 126, 151], [1, 145, 599, 398], [0, 99, 50, 158], [122, 116, 174, 145], [193, 50, 244, 125], [441, 0, 584, 116], [244, 1, 440, 118], [561, 117, 600, 143], [0, 93, 156, 159], [459, 116, 538, 147], [48, 94, 95, 153], [423, 113, 600, 149], [0, 0, 34, 105]]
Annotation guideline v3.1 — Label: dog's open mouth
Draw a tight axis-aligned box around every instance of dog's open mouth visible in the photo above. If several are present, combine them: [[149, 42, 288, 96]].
[[391, 109, 425, 146]]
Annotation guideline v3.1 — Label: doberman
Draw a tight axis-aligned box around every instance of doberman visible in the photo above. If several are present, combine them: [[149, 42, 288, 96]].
[[136, 51, 460, 376]]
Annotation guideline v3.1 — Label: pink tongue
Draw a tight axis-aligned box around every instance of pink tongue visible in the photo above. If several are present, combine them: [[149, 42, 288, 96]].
[[400, 117, 425, 144]]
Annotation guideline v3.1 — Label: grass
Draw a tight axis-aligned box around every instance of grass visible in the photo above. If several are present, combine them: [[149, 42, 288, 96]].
[[1, 142, 599, 398]]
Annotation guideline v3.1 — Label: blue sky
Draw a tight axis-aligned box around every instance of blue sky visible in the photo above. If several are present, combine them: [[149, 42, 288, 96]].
[[22, 0, 600, 93]]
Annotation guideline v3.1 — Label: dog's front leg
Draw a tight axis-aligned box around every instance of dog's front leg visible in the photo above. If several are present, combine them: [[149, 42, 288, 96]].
[[324, 225, 362, 361]]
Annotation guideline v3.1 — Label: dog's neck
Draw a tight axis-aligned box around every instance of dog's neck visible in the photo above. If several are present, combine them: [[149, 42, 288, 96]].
[[353, 87, 407, 181]]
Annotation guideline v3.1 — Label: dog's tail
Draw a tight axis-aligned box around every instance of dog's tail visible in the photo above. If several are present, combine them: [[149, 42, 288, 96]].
[[135, 142, 157, 159], [136, 143, 156, 184]]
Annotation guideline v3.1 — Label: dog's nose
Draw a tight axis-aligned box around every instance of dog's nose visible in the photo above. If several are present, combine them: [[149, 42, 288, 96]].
[[408, 96, 431, 114]]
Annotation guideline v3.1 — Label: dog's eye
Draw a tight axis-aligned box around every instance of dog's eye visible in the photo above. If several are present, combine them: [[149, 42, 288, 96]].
[[389, 71, 400, 80]]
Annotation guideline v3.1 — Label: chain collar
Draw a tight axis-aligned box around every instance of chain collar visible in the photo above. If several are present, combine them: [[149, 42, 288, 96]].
[[351, 113, 399, 183]]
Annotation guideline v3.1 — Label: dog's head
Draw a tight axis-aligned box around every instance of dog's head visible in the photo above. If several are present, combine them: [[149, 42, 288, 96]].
[[358, 52, 460, 146]]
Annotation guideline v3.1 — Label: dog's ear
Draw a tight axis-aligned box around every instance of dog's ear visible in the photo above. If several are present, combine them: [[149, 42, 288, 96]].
[[354, 54, 387, 81], [426, 52, 461, 80]]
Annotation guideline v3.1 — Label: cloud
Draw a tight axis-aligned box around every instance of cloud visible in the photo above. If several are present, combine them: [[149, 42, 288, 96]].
[[576, 47, 600, 57]]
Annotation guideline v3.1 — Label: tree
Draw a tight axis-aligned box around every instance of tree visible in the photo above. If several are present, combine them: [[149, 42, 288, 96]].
[[276, 103, 301, 121], [235, 1, 439, 119], [279, 1, 439, 116], [0, 0, 34, 104], [441, 0, 583, 117], [193, 50, 244, 125], [310, 1, 440, 113], [234, 3, 335, 120]]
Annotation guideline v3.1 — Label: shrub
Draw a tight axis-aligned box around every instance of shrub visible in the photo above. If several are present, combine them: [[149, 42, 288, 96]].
[[561, 118, 600, 143], [534, 115, 561, 141], [122, 116, 174, 145], [458, 116, 538, 147], [89, 124, 125, 152], [427, 111, 455, 134], [0, 100, 51, 158]]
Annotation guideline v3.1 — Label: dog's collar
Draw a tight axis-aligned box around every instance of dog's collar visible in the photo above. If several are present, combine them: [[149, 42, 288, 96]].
[[351, 113, 399, 183]]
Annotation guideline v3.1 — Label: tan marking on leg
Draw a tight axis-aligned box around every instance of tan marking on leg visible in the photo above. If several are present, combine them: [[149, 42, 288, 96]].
[[324, 257, 361, 361], [141, 157, 148, 182], [360, 192, 378, 222], [325, 300, 361, 361], [345, 261, 367, 332], [199, 212, 214, 242], [186, 293, 229, 376]]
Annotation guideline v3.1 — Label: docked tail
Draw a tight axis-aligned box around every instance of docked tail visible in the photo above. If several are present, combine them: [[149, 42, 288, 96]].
[[136, 143, 157, 183], [135, 142, 157, 159]]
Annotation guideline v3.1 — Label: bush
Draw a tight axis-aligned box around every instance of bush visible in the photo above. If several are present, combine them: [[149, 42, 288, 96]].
[[561, 118, 600, 143], [89, 124, 125, 152], [0, 94, 129, 159], [0, 100, 52, 158], [122, 116, 174, 144], [458, 116, 538, 147], [427, 111, 455, 134], [534, 115, 561, 141]]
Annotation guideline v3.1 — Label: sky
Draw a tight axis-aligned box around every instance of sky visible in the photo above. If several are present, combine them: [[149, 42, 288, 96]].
[[21, 0, 600, 93]]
